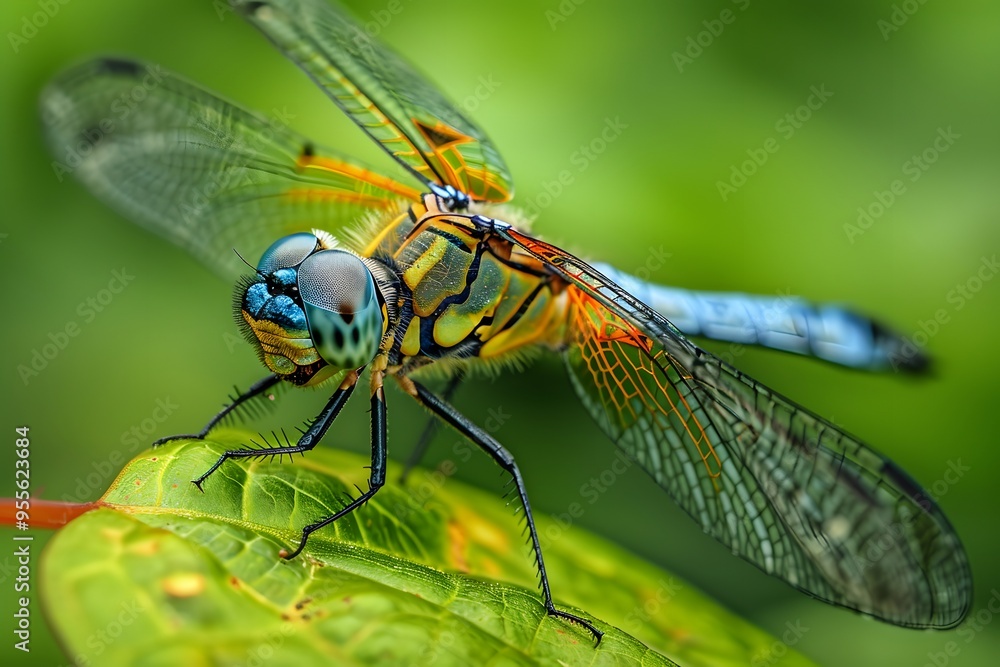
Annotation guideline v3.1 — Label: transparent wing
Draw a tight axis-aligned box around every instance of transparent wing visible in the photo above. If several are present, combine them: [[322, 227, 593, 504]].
[[230, 0, 513, 203], [500, 227, 971, 629], [40, 57, 419, 279]]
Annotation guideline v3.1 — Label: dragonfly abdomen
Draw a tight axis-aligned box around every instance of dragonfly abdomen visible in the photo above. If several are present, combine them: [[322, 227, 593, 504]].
[[593, 263, 927, 372]]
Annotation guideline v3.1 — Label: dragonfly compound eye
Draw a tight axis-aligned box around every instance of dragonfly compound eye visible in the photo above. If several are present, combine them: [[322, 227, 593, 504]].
[[257, 232, 318, 274], [298, 249, 384, 370]]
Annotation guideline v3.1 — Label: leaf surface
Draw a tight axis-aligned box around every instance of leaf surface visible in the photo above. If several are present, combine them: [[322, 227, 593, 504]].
[[42, 438, 818, 667]]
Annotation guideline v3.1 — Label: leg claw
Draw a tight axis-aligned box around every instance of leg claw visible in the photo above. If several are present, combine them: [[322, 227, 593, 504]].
[[547, 607, 603, 646]]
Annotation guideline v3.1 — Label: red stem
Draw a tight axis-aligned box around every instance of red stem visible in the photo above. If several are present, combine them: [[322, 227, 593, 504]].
[[0, 498, 100, 529]]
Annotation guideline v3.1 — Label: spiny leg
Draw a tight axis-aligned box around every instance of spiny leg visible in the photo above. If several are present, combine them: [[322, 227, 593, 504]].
[[191, 370, 362, 491], [408, 378, 604, 645], [284, 366, 388, 559], [400, 370, 464, 484], [153, 373, 282, 447]]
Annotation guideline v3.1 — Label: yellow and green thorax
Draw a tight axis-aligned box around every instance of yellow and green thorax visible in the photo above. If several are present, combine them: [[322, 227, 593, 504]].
[[373, 196, 571, 369]]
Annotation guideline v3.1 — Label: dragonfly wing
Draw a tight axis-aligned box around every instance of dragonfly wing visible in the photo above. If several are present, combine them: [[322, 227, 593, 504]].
[[230, 0, 513, 203], [41, 58, 419, 279], [502, 228, 971, 629]]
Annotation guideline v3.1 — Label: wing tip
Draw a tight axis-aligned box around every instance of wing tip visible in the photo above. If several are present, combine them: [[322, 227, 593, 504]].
[[39, 56, 144, 167]]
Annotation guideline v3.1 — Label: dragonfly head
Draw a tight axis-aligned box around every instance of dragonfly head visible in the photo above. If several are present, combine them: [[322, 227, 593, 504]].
[[235, 232, 395, 386]]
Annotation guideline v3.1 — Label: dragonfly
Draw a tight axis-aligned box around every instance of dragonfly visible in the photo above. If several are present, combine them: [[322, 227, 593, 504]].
[[41, 0, 970, 645]]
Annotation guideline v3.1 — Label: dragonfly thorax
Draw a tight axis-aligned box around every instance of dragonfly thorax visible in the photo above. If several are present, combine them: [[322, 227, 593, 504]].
[[236, 232, 396, 386]]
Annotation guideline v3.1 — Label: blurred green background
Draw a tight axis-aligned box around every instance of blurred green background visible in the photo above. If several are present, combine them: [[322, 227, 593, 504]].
[[2, 0, 999, 665]]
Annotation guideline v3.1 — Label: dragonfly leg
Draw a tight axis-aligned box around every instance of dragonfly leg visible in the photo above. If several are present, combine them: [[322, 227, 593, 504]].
[[399, 370, 464, 484], [191, 370, 361, 491], [284, 367, 388, 559], [152, 373, 282, 447], [408, 379, 604, 646]]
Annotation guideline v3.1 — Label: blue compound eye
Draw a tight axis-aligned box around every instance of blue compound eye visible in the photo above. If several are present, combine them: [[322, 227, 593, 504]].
[[257, 233, 318, 274], [298, 250, 384, 370]]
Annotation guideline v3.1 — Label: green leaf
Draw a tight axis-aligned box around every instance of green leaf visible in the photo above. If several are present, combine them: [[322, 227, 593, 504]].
[[41, 438, 818, 666]]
